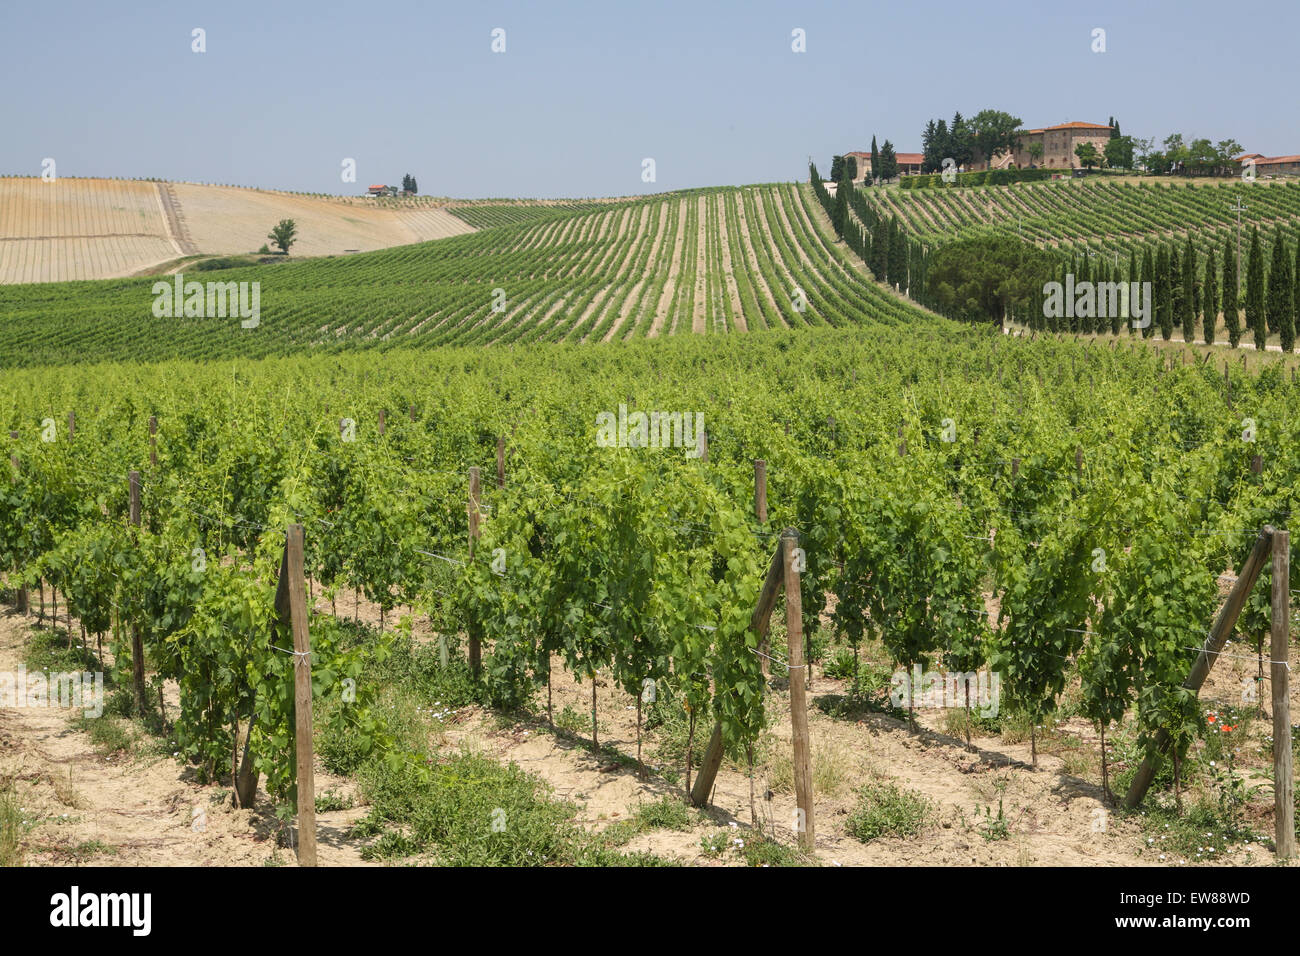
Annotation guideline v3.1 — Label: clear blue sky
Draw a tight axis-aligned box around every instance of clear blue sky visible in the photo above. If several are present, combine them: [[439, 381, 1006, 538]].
[[3, 0, 1296, 199]]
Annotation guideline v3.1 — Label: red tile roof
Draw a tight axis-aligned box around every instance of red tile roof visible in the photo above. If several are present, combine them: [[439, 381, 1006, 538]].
[[1255, 155, 1300, 165], [844, 151, 923, 165], [1042, 121, 1112, 131]]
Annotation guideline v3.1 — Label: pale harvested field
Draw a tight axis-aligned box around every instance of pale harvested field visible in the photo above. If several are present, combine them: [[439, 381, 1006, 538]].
[[169, 183, 474, 256], [0, 178, 180, 283], [0, 178, 475, 284]]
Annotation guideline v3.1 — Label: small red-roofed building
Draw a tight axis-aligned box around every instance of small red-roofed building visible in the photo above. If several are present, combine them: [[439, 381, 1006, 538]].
[[1242, 155, 1300, 177]]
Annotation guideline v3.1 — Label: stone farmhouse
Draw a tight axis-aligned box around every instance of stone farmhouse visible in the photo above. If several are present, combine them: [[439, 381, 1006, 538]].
[[1235, 153, 1300, 177], [998, 121, 1113, 170]]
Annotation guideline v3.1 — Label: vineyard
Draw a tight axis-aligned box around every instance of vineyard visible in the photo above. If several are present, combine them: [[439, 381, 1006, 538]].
[[863, 177, 1300, 252], [856, 175, 1300, 297], [3, 328, 1299, 866], [822, 170, 1300, 346], [0, 183, 935, 367]]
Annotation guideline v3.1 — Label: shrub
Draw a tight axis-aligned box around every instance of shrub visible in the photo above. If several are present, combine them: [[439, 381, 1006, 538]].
[[847, 781, 933, 842]]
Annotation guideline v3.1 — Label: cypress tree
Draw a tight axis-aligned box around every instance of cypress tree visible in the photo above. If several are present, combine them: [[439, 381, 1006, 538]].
[[1158, 245, 1174, 340], [832, 177, 849, 237], [871, 215, 888, 279], [1203, 247, 1218, 346], [1246, 227, 1266, 351], [1071, 254, 1081, 332], [1169, 245, 1182, 341], [1128, 250, 1139, 334], [1181, 235, 1197, 343], [889, 218, 907, 291], [1068, 255, 1080, 333], [1268, 228, 1294, 352], [1086, 254, 1097, 333], [870, 136, 879, 183], [912, 241, 927, 301], [1295, 236, 1300, 349], [1222, 232, 1240, 348], [1109, 260, 1122, 334], [1142, 246, 1156, 339]]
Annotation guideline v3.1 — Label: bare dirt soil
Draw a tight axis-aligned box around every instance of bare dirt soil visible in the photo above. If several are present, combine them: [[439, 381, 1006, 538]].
[[4, 580, 1291, 867]]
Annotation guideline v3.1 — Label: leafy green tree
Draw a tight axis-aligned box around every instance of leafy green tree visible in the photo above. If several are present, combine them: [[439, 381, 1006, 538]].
[[1222, 233, 1240, 347], [1203, 247, 1218, 346], [1214, 141, 1243, 177], [921, 120, 942, 173], [1268, 227, 1294, 352], [1104, 135, 1135, 170], [950, 112, 974, 169], [1246, 227, 1266, 350], [926, 234, 1057, 327], [1163, 133, 1188, 174], [267, 218, 297, 254], [968, 109, 1023, 168], [878, 140, 899, 181], [1187, 139, 1217, 176], [1075, 142, 1101, 170]]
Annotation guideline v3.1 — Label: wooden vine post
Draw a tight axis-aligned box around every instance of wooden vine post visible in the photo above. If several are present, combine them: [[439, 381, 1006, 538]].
[[783, 529, 814, 851], [1124, 527, 1273, 809], [282, 524, 317, 866], [9, 432, 26, 614], [467, 466, 482, 677], [128, 471, 147, 715], [691, 529, 814, 854], [148, 415, 158, 468], [1270, 529, 1294, 859]]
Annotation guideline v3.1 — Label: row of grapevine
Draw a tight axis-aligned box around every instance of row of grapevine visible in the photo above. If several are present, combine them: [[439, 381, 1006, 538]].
[[4, 329, 1298, 813]]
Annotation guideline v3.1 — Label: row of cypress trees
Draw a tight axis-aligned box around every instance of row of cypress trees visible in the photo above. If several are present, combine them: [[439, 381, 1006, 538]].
[[811, 162, 1299, 347], [810, 163, 933, 307], [1027, 226, 1298, 351]]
